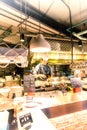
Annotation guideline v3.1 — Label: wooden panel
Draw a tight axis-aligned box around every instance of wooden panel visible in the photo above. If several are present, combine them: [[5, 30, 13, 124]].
[[42, 100, 87, 119]]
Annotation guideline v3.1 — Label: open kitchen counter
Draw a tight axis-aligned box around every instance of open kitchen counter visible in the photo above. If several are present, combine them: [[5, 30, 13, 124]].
[[1, 89, 87, 129]]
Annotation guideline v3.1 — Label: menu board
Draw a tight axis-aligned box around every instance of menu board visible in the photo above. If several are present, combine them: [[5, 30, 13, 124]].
[[23, 74, 35, 92], [8, 110, 33, 130], [19, 113, 33, 129]]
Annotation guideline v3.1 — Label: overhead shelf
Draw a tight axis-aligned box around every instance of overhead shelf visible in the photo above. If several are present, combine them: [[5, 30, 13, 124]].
[[0, 43, 28, 68]]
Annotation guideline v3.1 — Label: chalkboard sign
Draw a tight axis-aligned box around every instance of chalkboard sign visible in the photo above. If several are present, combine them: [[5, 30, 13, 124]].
[[18, 112, 33, 130], [23, 74, 35, 92], [19, 113, 33, 126]]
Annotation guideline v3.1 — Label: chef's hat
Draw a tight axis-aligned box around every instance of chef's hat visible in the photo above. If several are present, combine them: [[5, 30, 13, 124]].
[[42, 56, 48, 61]]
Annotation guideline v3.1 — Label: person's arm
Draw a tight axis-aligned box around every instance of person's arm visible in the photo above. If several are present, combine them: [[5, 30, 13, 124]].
[[33, 64, 40, 78], [33, 64, 46, 79]]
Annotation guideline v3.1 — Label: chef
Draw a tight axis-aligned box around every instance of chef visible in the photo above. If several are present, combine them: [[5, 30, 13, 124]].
[[33, 57, 52, 80]]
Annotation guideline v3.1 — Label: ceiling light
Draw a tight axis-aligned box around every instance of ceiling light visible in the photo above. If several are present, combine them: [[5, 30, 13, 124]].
[[29, 34, 51, 52], [20, 33, 24, 42], [29, 0, 51, 53], [78, 40, 82, 47]]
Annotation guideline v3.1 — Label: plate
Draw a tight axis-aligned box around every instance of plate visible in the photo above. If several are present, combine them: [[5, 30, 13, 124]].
[[25, 101, 41, 108]]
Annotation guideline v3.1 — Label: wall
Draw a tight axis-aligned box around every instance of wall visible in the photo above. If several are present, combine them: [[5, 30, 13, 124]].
[[32, 39, 87, 65]]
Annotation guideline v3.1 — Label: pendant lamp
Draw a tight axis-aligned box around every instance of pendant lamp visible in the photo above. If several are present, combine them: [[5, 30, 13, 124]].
[[78, 40, 82, 47], [29, 0, 51, 52], [19, 0, 25, 43], [20, 33, 24, 42], [30, 34, 51, 52]]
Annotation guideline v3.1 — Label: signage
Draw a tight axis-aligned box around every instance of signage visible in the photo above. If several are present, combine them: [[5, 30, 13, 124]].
[[19, 113, 33, 130]]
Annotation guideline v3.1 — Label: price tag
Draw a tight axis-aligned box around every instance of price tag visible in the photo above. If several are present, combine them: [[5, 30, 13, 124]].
[[19, 113, 33, 128]]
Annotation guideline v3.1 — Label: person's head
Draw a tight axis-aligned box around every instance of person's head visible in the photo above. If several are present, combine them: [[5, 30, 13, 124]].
[[40, 57, 48, 65]]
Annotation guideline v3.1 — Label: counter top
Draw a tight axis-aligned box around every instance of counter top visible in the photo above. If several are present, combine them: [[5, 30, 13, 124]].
[[1, 89, 87, 130], [17, 108, 57, 130], [15, 90, 87, 130]]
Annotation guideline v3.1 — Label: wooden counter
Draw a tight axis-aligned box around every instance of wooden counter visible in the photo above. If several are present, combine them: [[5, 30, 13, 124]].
[[42, 99, 87, 119]]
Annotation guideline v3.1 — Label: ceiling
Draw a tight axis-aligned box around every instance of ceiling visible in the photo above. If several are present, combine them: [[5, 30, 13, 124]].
[[0, 0, 87, 45]]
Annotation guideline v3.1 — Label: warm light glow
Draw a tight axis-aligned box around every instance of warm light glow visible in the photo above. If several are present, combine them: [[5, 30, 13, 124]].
[[30, 34, 51, 52], [30, 47, 50, 52], [20, 33, 24, 42]]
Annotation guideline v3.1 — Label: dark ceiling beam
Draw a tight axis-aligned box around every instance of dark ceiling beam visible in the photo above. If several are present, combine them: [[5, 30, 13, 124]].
[[1, 0, 78, 38]]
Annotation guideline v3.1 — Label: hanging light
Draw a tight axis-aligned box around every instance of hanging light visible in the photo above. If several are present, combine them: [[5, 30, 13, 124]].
[[19, 0, 25, 42], [29, 0, 51, 52], [78, 40, 82, 47], [30, 34, 51, 52], [20, 33, 24, 42]]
